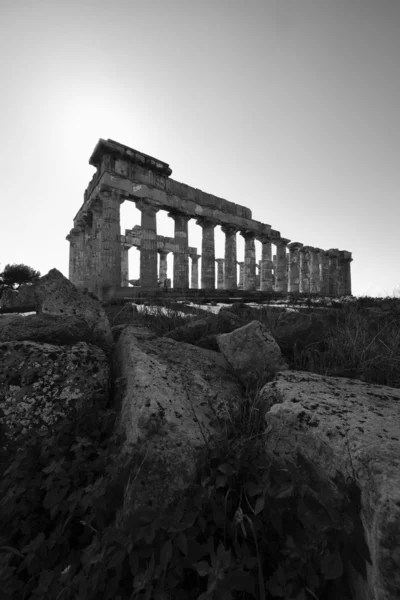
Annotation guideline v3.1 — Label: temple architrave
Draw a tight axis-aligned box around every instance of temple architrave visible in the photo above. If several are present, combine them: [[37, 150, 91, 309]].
[[67, 139, 352, 299]]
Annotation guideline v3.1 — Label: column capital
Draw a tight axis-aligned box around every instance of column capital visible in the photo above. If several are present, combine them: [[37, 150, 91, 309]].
[[157, 249, 170, 256], [300, 245, 314, 253], [221, 225, 238, 235], [288, 242, 304, 251], [168, 211, 191, 222], [257, 235, 272, 244], [190, 254, 201, 260], [275, 237, 291, 247], [136, 198, 161, 215], [240, 230, 257, 240], [236, 261, 244, 266], [196, 218, 217, 228], [215, 258, 225, 264]]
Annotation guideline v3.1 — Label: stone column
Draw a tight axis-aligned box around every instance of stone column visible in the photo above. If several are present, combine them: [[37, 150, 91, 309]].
[[136, 199, 160, 288], [190, 254, 200, 289], [97, 190, 123, 297], [258, 237, 273, 291], [215, 259, 225, 289], [121, 243, 130, 287], [310, 247, 321, 293], [169, 212, 190, 289], [255, 262, 261, 289], [341, 251, 353, 296], [221, 226, 237, 290], [275, 239, 290, 292], [197, 219, 216, 289], [327, 249, 340, 296], [318, 250, 330, 295], [66, 227, 82, 287], [237, 262, 244, 288], [287, 242, 303, 292], [299, 246, 313, 293], [158, 250, 169, 286], [241, 231, 257, 291], [89, 199, 103, 298]]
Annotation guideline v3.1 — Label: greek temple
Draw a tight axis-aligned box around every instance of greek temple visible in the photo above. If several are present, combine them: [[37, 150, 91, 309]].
[[67, 139, 352, 300]]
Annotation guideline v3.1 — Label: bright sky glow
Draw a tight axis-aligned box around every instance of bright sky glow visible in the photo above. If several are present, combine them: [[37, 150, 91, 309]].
[[1, 0, 399, 296]]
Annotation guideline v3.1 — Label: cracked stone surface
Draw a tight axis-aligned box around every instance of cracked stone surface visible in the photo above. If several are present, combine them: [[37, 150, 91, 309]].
[[260, 370, 400, 600], [217, 320, 289, 389], [112, 326, 243, 526], [0, 340, 110, 455]]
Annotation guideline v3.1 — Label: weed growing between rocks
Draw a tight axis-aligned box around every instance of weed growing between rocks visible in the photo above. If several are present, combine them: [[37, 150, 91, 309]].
[[0, 376, 372, 599]]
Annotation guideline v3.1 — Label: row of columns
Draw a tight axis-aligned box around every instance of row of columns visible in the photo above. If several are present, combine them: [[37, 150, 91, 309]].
[[67, 191, 352, 297]]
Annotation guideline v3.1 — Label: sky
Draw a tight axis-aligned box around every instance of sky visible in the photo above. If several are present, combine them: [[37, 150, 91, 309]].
[[0, 0, 399, 297]]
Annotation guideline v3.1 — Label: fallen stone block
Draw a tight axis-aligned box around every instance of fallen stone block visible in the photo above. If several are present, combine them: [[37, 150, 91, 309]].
[[164, 310, 245, 347], [260, 370, 400, 600], [33, 268, 113, 352], [217, 320, 289, 389], [0, 340, 110, 457], [0, 314, 94, 346], [111, 325, 244, 526]]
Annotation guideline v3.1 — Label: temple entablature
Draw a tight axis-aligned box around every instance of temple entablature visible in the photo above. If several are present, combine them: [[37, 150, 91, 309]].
[[67, 139, 353, 298]]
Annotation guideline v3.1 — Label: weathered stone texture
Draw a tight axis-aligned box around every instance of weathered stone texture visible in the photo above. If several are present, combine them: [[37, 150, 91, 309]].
[[275, 240, 290, 292], [136, 199, 159, 288], [33, 268, 113, 351], [242, 232, 257, 291], [0, 314, 95, 346], [299, 246, 312, 293], [259, 238, 273, 291], [197, 219, 216, 289], [0, 340, 109, 454], [112, 326, 244, 523], [222, 226, 237, 290], [260, 370, 400, 600], [215, 258, 224, 289], [170, 212, 190, 289], [190, 254, 200, 289], [287, 242, 303, 292], [217, 320, 288, 389]]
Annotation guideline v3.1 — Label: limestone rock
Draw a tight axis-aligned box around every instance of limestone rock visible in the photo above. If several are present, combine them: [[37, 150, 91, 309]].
[[260, 370, 400, 600], [0, 314, 94, 346], [112, 325, 243, 525], [33, 268, 113, 351], [217, 320, 289, 389], [0, 340, 110, 457], [164, 310, 245, 348]]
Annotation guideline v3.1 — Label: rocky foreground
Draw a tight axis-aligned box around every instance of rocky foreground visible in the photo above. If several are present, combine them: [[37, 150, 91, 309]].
[[0, 269, 399, 600]]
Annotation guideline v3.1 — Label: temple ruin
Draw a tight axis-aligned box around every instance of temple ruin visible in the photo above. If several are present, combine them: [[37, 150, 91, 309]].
[[67, 139, 352, 300]]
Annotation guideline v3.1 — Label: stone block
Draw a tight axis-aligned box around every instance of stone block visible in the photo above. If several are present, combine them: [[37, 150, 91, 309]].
[[0, 340, 109, 456], [259, 370, 400, 600], [217, 320, 288, 389], [33, 269, 113, 352], [112, 327, 243, 524]]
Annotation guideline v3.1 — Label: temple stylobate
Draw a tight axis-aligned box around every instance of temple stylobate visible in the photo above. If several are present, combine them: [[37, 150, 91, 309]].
[[67, 139, 352, 300]]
